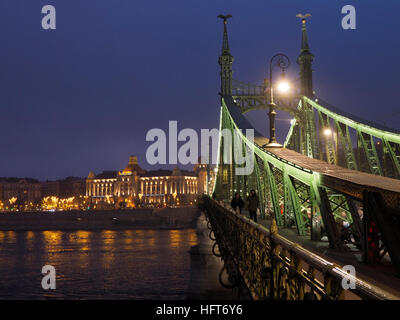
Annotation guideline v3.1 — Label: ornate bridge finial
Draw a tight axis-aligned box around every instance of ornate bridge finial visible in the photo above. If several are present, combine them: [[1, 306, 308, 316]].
[[218, 14, 232, 55], [296, 13, 311, 24], [218, 14, 232, 24]]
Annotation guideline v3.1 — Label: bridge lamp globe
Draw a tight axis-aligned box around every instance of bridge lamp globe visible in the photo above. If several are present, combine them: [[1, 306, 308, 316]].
[[276, 80, 290, 94], [323, 128, 333, 137]]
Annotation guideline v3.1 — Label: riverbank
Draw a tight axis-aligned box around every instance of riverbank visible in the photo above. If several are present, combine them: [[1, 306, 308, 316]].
[[0, 207, 200, 231]]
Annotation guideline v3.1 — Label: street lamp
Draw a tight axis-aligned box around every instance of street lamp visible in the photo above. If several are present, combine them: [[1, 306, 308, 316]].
[[323, 128, 332, 137], [266, 53, 291, 147]]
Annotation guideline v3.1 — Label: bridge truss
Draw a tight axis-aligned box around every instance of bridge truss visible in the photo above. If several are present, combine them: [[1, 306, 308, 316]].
[[212, 95, 400, 277], [232, 79, 400, 180], [209, 14, 400, 298]]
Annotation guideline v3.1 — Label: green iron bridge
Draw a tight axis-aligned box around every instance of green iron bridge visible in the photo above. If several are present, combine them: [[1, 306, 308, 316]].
[[199, 15, 400, 300]]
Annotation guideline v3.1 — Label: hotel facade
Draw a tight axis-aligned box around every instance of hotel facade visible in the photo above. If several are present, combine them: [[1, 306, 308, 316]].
[[86, 156, 210, 208]]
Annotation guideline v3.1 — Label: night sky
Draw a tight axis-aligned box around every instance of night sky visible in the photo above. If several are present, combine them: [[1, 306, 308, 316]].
[[0, 0, 399, 181]]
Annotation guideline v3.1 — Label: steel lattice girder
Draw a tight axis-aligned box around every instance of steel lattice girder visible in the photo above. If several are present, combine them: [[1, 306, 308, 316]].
[[334, 120, 358, 170], [318, 111, 337, 165], [382, 139, 400, 178], [357, 131, 383, 176], [304, 97, 400, 177], [219, 99, 330, 240]]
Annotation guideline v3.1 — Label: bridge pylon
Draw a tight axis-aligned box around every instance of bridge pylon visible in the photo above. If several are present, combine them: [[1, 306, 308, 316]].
[[218, 14, 234, 96], [297, 14, 314, 98]]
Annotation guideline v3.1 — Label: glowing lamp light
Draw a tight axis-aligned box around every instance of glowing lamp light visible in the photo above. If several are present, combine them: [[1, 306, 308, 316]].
[[276, 80, 290, 94], [323, 128, 333, 136]]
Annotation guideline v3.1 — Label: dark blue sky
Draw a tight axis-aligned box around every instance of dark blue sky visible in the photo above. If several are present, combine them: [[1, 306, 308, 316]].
[[0, 0, 399, 180]]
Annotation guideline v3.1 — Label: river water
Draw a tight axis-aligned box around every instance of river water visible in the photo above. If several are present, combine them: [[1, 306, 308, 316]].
[[0, 229, 197, 299]]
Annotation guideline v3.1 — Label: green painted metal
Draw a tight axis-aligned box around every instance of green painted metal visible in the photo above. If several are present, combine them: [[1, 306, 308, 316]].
[[264, 161, 283, 225], [301, 97, 319, 159], [335, 120, 358, 170], [382, 139, 400, 179], [284, 118, 297, 148], [214, 97, 400, 272], [254, 154, 266, 218], [285, 171, 308, 235], [213, 14, 400, 276], [306, 97, 400, 144], [217, 96, 336, 243], [318, 111, 337, 165], [285, 97, 400, 178], [223, 15, 400, 180], [357, 131, 383, 176], [281, 96, 400, 179]]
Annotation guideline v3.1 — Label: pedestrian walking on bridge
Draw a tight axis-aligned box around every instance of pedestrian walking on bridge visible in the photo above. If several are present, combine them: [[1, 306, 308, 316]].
[[247, 189, 259, 223], [231, 193, 244, 214]]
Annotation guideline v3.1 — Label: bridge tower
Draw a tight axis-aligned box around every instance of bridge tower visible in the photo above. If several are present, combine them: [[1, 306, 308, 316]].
[[297, 15, 314, 97], [218, 15, 234, 96]]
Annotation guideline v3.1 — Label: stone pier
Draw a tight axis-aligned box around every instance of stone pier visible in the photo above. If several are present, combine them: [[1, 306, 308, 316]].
[[186, 212, 238, 299]]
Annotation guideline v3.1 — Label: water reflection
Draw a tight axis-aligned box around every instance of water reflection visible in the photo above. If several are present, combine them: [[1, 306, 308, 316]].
[[169, 230, 182, 248], [25, 231, 35, 251], [0, 229, 197, 299], [76, 230, 91, 252], [7, 231, 16, 243]]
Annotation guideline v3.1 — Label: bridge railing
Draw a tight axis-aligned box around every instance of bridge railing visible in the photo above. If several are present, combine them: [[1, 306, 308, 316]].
[[199, 195, 399, 300]]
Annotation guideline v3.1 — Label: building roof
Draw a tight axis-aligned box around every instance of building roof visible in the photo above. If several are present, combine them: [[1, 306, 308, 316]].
[[94, 171, 118, 179], [121, 163, 146, 175], [88, 171, 96, 179], [141, 169, 197, 178], [0, 177, 40, 184]]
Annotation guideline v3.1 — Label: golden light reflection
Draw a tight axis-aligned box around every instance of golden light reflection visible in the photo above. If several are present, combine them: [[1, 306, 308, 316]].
[[26, 231, 34, 240], [133, 230, 144, 245], [188, 230, 198, 246], [76, 230, 90, 244], [169, 230, 182, 248], [102, 230, 116, 246], [101, 230, 116, 270], [148, 237, 155, 248], [25, 231, 35, 251], [124, 230, 134, 245], [7, 231, 16, 243], [147, 230, 155, 248], [42, 231, 62, 246], [75, 230, 91, 252]]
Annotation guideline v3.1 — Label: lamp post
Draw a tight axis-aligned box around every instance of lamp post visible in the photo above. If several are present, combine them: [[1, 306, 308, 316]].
[[266, 53, 291, 147]]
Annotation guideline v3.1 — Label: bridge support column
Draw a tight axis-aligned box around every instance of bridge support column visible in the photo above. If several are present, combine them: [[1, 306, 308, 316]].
[[186, 212, 239, 299]]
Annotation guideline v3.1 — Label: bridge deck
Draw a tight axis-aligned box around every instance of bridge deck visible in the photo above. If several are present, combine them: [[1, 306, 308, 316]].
[[265, 147, 400, 202]]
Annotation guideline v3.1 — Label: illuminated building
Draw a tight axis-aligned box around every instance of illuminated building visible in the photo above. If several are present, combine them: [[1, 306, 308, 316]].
[[86, 170, 118, 205], [86, 155, 206, 208], [139, 167, 198, 206], [42, 177, 85, 198], [0, 177, 41, 204]]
